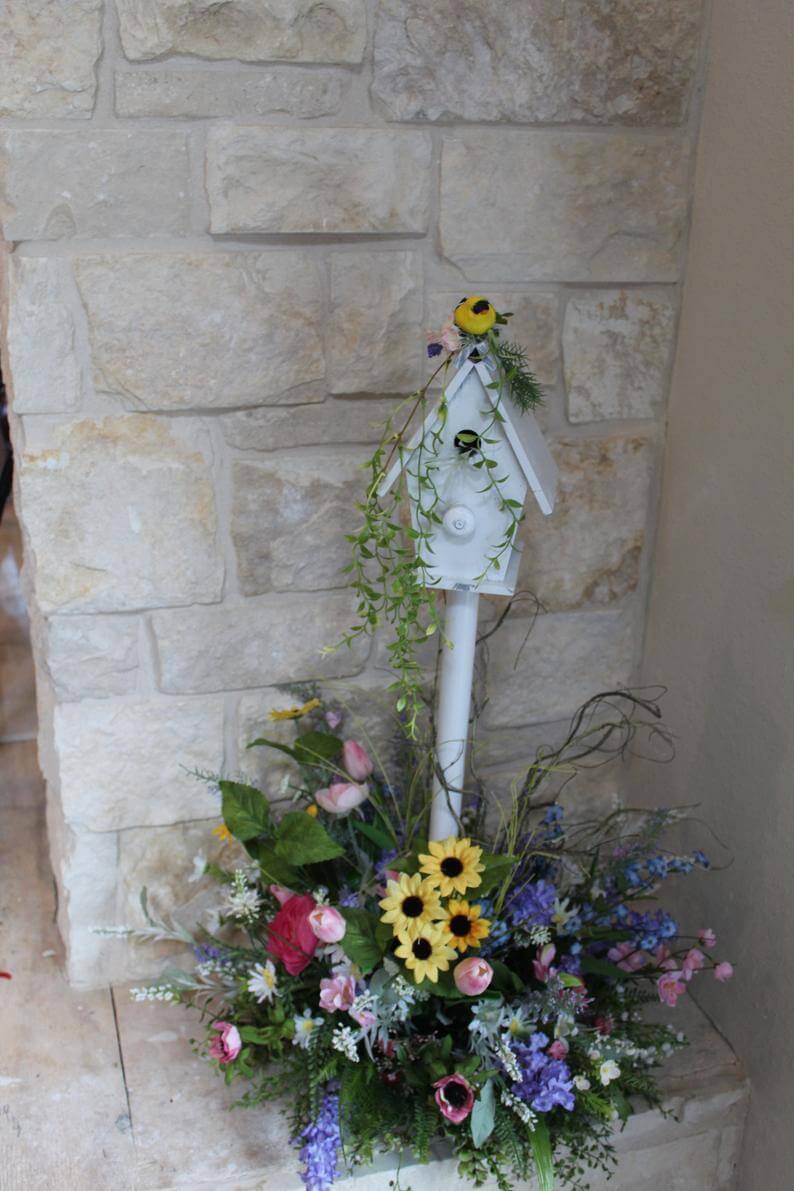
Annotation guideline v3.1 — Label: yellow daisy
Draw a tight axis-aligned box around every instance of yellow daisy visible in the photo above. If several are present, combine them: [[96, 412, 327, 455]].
[[379, 872, 443, 940], [440, 899, 491, 953], [212, 823, 233, 844], [269, 697, 321, 721], [394, 922, 457, 984], [419, 837, 485, 897]]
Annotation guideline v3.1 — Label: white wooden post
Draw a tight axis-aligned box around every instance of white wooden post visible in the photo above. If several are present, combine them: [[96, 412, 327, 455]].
[[429, 589, 480, 840]]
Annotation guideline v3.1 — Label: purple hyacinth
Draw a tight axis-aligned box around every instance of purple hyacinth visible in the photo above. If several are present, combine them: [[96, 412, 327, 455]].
[[508, 879, 557, 927], [294, 1083, 341, 1191], [508, 1033, 575, 1113]]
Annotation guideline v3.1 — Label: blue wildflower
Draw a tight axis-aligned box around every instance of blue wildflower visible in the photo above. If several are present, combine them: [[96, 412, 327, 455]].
[[294, 1083, 340, 1191], [693, 849, 710, 869], [509, 1033, 575, 1113], [508, 879, 557, 927], [427, 341, 443, 358]]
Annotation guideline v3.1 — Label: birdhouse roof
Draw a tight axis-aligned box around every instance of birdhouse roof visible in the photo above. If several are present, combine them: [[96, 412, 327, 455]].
[[378, 350, 558, 515]]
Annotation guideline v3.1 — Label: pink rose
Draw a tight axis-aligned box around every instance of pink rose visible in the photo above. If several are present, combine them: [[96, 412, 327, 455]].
[[341, 740, 374, 782], [657, 970, 687, 1007], [315, 781, 369, 815], [319, 974, 356, 1013], [269, 884, 294, 907], [433, 1074, 475, 1124], [453, 957, 493, 996], [439, 319, 462, 353], [532, 943, 557, 984], [682, 948, 706, 980], [699, 928, 717, 948], [714, 961, 734, 983], [308, 905, 347, 944], [208, 1021, 241, 1065], [548, 1038, 569, 1059], [267, 893, 318, 976], [608, 942, 646, 972]]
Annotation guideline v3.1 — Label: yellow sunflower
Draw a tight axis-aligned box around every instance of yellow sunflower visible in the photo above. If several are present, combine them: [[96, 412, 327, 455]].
[[453, 296, 497, 336], [419, 837, 485, 897], [394, 922, 457, 984], [379, 872, 444, 940], [440, 899, 491, 953], [269, 697, 321, 721]]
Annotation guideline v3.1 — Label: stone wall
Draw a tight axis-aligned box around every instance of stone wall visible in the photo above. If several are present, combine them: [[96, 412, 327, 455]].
[[0, 0, 708, 987]]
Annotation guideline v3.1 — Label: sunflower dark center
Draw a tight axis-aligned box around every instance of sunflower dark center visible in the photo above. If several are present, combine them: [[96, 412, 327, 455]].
[[442, 1081, 469, 1108], [412, 938, 432, 959], [440, 857, 464, 878], [449, 914, 471, 937], [402, 896, 424, 918], [472, 300, 491, 314]]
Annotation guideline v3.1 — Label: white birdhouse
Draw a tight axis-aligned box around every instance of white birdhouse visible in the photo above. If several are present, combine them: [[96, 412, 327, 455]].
[[379, 341, 558, 596]]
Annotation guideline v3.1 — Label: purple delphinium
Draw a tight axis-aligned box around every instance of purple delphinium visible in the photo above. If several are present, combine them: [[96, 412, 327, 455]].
[[294, 1083, 340, 1191], [339, 889, 361, 909], [508, 879, 557, 928], [509, 1033, 575, 1113]]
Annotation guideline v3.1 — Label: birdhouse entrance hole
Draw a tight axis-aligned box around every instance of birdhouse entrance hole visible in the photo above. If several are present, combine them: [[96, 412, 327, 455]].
[[454, 429, 482, 456]]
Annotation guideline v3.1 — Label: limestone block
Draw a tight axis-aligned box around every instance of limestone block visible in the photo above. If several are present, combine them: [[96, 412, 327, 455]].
[[328, 251, 423, 393], [483, 610, 636, 729], [236, 688, 310, 798], [207, 127, 431, 235], [116, 0, 367, 64], [221, 397, 400, 452], [0, 130, 190, 240], [231, 449, 363, 595], [564, 290, 677, 421], [114, 66, 347, 117], [5, 258, 85, 414], [73, 253, 325, 410], [151, 592, 371, 693], [427, 291, 560, 388], [440, 133, 689, 282], [55, 695, 224, 830], [518, 435, 657, 609], [56, 822, 120, 986], [18, 416, 223, 614], [0, 0, 102, 118], [372, 0, 702, 126], [45, 615, 140, 700]]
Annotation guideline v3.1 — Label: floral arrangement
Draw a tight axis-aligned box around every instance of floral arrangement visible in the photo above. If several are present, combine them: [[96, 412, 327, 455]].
[[119, 692, 733, 1191]]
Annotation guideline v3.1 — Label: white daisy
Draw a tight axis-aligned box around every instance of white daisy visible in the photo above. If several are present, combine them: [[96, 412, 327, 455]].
[[599, 1059, 621, 1086], [247, 960, 278, 1004], [292, 1008, 324, 1050]]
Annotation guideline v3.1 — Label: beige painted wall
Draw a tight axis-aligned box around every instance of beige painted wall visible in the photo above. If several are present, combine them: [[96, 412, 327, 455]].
[[638, 1, 794, 1186]]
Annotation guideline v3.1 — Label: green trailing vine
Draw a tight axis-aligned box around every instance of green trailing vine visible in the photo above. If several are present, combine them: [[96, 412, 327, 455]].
[[325, 297, 545, 734]]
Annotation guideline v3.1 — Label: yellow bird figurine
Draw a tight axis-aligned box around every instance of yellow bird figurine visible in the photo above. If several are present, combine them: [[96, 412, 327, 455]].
[[453, 296, 497, 336]]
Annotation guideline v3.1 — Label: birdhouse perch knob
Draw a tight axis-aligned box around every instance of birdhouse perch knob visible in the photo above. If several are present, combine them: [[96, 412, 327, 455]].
[[442, 504, 476, 541]]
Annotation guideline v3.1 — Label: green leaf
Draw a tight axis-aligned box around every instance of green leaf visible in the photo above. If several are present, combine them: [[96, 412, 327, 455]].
[[274, 812, 344, 866], [246, 841, 301, 887], [246, 735, 299, 760], [470, 1079, 496, 1148], [352, 818, 394, 851], [530, 1116, 555, 1191], [339, 908, 384, 975], [477, 851, 516, 894], [293, 731, 343, 767], [580, 955, 631, 981], [220, 780, 273, 842], [490, 959, 525, 995]]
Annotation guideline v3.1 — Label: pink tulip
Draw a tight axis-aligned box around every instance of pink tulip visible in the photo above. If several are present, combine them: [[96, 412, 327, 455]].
[[208, 1021, 241, 1064], [269, 884, 294, 907], [682, 948, 706, 980], [533, 943, 557, 984], [608, 942, 646, 972], [548, 1038, 569, 1059], [699, 928, 717, 948], [657, 971, 687, 1007], [341, 740, 374, 781], [453, 957, 493, 996], [714, 961, 734, 983], [315, 781, 369, 815], [433, 1074, 475, 1124], [319, 974, 357, 1013], [308, 905, 347, 944]]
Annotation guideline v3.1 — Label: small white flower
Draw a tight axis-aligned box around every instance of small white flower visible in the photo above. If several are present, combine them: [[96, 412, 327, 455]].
[[188, 851, 207, 883], [497, 1042, 521, 1083], [248, 960, 278, 1004], [529, 924, 552, 946], [311, 886, 330, 906], [293, 1009, 324, 1050], [574, 1075, 591, 1091], [599, 1059, 621, 1086], [551, 898, 576, 929], [331, 1025, 361, 1063], [224, 870, 262, 923], [500, 1088, 536, 1127], [498, 1007, 529, 1039]]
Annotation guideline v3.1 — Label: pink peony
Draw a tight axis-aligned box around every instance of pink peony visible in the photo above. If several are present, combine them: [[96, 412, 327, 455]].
[[714, 961, 734, 983], [433, 1074, 475, 1124], [657, 970, 687, 1007], [548, 1038, 569, 1059], [532, 943, 557, 984], [341, 740, 374, 782], [315, 780, 369, 815], [608, 941, 647, 972], [267, 893, 319, 976], [319, 974, 357, 1013], [453, 957, 493, 996], [682, 948, 706, 980], [308, 904, 347, 944], [208, 1021, 241, 1064], [699, 928, 717, 948], [269, 883, 294, 907]]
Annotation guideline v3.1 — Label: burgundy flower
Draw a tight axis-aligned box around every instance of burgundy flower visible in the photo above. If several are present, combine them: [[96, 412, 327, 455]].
[[208, 1021, 241, 1064], [433, 1074, 475, 1124], [267, 893, 319, 976]]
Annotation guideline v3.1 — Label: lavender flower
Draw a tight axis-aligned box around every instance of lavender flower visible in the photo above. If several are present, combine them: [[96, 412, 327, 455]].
[[294, 1083, 341, 1191], [508, 1033, 575, 1113]]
